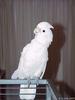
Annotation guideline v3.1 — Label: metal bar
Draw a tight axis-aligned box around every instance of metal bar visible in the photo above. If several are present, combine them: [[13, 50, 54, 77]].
[[47, 80, 62, 100], [0, 87, 46, 89], [0, 79, 60, 100], [0, 87, 46, 90], [0, 79, 48, 85], [0, 93, 46, 96], [46, 85, 51, 100]]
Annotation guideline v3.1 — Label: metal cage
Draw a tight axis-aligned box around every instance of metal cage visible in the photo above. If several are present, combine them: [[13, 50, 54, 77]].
[[0, 79, 61, 100]]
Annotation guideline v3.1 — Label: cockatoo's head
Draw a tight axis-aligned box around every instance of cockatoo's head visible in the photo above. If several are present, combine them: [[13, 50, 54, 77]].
[[33, 22, 54, 47]]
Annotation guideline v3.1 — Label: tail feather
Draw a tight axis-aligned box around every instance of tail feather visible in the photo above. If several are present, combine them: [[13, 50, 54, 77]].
[[20, 84, 36, 100], [11, 70, 18, 79]]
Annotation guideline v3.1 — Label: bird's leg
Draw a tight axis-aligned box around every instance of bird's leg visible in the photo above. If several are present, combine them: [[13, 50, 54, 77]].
[[33, 77, 39, 86], [17, 77, 19, 79], [23, 77, 31, 88], [36, 77, 39, 86], [34, 71, 44, 86], [27, 77, 31, 88]]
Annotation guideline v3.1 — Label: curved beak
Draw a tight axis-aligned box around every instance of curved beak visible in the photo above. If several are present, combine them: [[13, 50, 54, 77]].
[[34, 27, 41, 34]]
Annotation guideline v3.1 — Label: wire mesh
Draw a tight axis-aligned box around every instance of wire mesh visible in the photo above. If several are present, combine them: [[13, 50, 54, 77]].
[[0, 79, 61, 100]]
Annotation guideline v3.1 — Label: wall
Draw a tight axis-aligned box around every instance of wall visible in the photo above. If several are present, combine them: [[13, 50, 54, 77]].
[[71, 0, 75, 90], [0, 0, 17, 78]]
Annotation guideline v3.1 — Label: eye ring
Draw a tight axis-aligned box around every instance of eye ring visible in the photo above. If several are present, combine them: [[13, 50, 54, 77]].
[[43, 30, 45, 32]]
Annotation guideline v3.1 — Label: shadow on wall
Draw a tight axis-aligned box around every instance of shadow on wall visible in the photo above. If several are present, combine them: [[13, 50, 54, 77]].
[[54, 81, 75, 97], [44, 23, 65, 80]]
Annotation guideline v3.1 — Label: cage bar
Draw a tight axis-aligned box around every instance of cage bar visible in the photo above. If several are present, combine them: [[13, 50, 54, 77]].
[[0, 79, 61, 100]]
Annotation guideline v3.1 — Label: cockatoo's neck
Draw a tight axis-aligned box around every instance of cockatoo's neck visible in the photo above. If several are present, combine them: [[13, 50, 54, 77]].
[[33, 34, 52, 48]]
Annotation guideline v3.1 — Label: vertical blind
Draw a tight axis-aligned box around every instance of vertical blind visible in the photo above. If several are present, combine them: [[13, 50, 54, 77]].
[[0, 0, 73, 86]]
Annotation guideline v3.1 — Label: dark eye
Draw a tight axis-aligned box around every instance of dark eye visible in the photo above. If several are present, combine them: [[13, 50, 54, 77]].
[[43, 30, 45, 32]]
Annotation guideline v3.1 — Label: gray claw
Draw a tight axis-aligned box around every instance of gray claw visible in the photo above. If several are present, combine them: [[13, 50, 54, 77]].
[[27, 78, 31, 87], [34, 77, 39, 86]]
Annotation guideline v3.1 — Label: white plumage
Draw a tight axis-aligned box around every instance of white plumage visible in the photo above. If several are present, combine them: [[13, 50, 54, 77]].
[[11, 22, 53, 100]]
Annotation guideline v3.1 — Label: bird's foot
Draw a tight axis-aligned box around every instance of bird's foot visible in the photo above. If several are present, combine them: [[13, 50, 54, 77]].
[[33, 77, 39, 86], [23, 77, 31, 88], [27, 77, 31, 88]]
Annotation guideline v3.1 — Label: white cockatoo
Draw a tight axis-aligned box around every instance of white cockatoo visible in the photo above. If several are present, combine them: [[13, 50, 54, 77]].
[[11, 22, 53, 100]]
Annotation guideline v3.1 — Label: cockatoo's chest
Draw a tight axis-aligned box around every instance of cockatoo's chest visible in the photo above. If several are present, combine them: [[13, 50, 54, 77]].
[[18, 40, 49, 77], [27, 45, 47, 61], [22, 42, 48, 65]]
